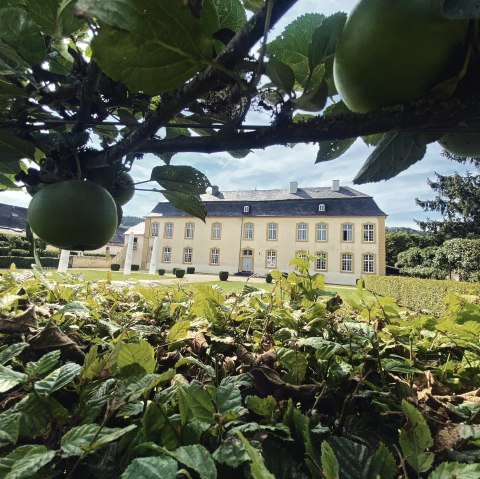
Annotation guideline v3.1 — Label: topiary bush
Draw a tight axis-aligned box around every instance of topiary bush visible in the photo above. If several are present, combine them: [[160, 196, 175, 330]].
[[187, 267, 195, 274], [219, 271, 229, 281], [158, 269, 165, 275], [172, 268, 178, 275], [265, 273, 273, 283], [10, 249, 30, 257], [0, 256, 58, 268], [175, 269, 185, 278], [131, 264, 140, 271], [111, 264, 121, 271]]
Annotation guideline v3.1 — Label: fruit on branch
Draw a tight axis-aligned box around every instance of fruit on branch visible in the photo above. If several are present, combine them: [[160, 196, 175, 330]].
[[107, 172, 135, 206], [438, 121, 480, 157], [333, 0, 469, 113], [27, 180, 118, 250], [86, 164, 122, 188]]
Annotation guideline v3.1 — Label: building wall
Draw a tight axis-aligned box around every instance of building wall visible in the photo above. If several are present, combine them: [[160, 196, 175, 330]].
[[140, 214, 386, 285]]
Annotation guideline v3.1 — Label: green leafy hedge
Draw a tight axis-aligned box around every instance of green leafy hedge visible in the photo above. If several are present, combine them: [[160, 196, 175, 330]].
[[0, 256, 59, 269], [364, 275, 480, 316]]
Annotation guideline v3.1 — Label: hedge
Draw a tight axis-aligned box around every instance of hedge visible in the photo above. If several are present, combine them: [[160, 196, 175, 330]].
[[111, 264, 121, 271], [364, 275, 480, 316], [0, 256, 59, 269], [131, 264, 140, 271]]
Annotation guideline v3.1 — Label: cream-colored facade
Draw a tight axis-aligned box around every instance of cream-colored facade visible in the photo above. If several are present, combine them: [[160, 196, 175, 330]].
[[121, 182, 387, 285]]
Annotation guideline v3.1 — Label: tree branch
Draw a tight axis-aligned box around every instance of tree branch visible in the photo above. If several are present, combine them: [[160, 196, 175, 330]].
[[128, 96, 480, 155], [73, 61, 102, 133], [84, 0, 299, 168]]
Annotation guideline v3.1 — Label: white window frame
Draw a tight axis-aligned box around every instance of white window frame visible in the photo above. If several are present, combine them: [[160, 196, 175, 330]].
[[315, 252, 327, 271], [244, 223, 253, 240], [184, 247, 193, 264], [363, 224, 375, 242], [341, 253, 353, 272], [267, 223, 277, 241], [363, 254, 375, 273], [297, 223, 308, 241], [162, 246, 171, 263], [210, 248, 220, 265], [151, 223, 158, 237], [342, 224, 353, 242], [266, 250, 277, 268], [212, 223, 221, 240], [164, 223, 173, 239], [316, 223, 327, 242], [185, 222, 194, 239]]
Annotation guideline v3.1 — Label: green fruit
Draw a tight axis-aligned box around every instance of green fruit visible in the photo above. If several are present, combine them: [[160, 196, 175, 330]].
[[108, 172, 135, 206], [27, 180, 118, 250], [333, 0, 468, 113], [86, 164, 122, 188], [438, 121, 480, 157]]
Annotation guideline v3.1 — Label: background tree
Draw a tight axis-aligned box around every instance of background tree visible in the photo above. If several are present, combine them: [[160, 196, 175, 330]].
[[415, 156, 480, 240], [385, 231, 437, 266]]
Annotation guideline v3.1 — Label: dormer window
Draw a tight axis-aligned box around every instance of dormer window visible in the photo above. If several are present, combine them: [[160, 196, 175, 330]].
[[318, 204, 326, 212], [243, 205, 250, 213]]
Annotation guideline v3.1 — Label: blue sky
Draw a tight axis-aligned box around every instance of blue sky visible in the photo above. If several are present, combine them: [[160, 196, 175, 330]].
[[1, 0, 472, 228]]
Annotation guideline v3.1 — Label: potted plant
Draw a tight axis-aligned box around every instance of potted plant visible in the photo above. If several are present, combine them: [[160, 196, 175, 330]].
[[111, 264, 120, 271], [219, 271, 229, 281], [131, 264, 140, 271], [187, 266, 195, 274], [175, 269, 185, 278], [158, 268, 165, 275], [265, 273, 273, 283]]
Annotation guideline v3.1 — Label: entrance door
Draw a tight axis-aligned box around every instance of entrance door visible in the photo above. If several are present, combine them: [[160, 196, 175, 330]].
[[242, 257, 253, 272], [241, 248, 254, 272]]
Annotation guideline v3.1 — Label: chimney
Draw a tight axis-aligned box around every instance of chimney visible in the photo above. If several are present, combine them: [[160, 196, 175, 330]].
[[332, 180, 340, 192], [289, 181, 298, 194], [211, 185, 219, 196]]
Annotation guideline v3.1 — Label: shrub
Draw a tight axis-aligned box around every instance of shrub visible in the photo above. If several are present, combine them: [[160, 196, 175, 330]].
[[175, 269, 185, 278], [265, 273, 273, 283], [10, 249, 30, 257], [111, 264, 121, 271], [0, 247, 9, 255], [41, 249, 60, 258], [364, 275, 480, 316], [131, 264, 140, 271], [219, 271, 229, 281], [187, 267, 195, 274], [158, 269, 165, 275], [0, 256, 59, 269], [172, 268, 178, 275]]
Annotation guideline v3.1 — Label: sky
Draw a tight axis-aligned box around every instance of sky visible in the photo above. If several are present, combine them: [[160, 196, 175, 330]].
[[1, 0, 473, 229]]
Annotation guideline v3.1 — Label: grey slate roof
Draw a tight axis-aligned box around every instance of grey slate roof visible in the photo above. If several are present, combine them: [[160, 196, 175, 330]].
[[151, 187, 387, 217]]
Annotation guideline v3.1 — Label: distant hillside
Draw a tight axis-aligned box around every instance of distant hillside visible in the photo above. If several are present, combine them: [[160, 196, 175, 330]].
[[120, 216, 143, 228], [386, 226, 425, 235]]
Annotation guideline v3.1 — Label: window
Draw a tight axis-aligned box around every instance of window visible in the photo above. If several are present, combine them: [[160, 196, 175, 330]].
[[341, 253, 353, 272], [243, 249, 253, 256], [212, 223, 221, 240], [243, 205, 250, 213], [132, 237, 138, 250], [267, 223, 277, 241], [266, 250, 277, 268], [363, 224, 375, 242], [151, 222, 158, 237], [184, 247, 193, 264], [210, 248, 220, 265], [164, 223, 173, 239], [342, 223, 353, 242], [297, 223, 308, 241], [296, 251, 308, 260], [363, 254, 375, 273], [316, 223, 327, 241], [185, 222, 194, 239], [318, 204, 326, 212], [315, 252, 327, 271], [244, 223, 254, 240], [162, 247, 171, 263]]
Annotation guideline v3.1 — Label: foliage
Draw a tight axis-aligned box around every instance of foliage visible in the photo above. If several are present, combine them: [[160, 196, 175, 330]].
[[395, 239, 480, 282], [364, 274, 480, 316], [386, 231, 437, 266], [416, 158, 480, 240], [0, 256, 59, 269], [0, 264, 478, 477], [0, 0, 480, 223]]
